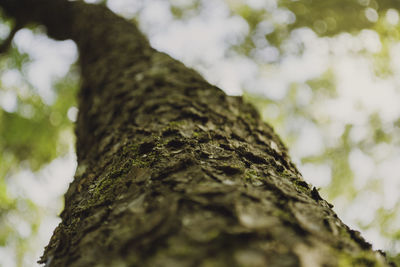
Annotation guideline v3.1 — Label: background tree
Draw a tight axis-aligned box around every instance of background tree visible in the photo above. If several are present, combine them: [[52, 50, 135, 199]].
[[0, 0, 399, 266]]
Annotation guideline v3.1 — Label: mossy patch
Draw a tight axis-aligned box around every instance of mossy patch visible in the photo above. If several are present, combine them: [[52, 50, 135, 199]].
[[337, 250, 385, 267]]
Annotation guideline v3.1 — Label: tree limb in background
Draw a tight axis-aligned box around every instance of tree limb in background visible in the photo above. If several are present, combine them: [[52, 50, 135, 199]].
[[0, 21, 21, 54]]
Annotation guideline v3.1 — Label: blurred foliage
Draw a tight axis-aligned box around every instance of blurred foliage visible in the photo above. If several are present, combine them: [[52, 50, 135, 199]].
[[0, 14, 78, 265], [234, 0, 400, 260], [1, 0, 400, 265]]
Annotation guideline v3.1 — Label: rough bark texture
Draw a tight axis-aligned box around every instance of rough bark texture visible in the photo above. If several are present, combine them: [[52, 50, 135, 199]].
[[0, 1, 393, 266]]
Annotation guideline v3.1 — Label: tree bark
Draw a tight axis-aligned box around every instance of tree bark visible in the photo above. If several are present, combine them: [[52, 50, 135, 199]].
[[0, 1, 392, 266]]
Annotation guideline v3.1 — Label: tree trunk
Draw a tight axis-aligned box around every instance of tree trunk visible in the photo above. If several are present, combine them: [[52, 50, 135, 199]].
[[0, 1, 392, 266]]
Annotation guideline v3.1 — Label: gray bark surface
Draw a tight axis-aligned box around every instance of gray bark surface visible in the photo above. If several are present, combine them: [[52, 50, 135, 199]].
[[0, 0, 392, 266]]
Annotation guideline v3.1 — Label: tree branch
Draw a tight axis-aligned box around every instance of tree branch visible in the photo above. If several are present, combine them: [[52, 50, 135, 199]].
[[0, 22, 21, 54]]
